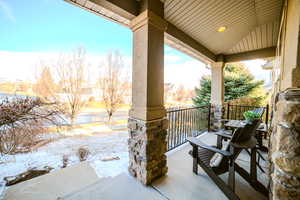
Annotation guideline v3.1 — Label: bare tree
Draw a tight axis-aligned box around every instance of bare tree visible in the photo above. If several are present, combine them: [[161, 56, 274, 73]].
[[0, 97, 61, 155], [164, 83, 174, 103], [55, 47, 88, 125], [34, 64, 57, 100], [99, 51, 129, 122], [173, 84, 187, 102]]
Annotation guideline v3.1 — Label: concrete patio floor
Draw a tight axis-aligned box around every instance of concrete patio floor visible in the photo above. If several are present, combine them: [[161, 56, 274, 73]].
[[152, 132, 269, 200], [5, 132, 269, 200], [64, 132, 269, 200]]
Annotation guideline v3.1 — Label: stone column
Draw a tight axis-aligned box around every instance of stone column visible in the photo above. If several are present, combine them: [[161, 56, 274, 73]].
[[128, 9, 168, 185], [269, 1, 300, 199], [270, 89, 300, 199], [210, 60, 225, 131]]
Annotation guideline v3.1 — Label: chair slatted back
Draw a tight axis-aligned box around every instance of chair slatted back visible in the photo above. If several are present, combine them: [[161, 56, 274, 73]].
[[230, 119, 261, 144], [210, 120, 261, 170], [252, 107, 265, 119]]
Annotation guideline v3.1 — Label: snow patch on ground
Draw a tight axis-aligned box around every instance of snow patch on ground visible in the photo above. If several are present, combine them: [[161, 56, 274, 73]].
[[88, 125, 113, 133], [0, 130, 129, 199], [90, 152, 129, 178]]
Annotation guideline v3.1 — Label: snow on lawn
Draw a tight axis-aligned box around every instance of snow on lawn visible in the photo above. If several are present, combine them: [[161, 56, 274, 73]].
[[0, 130, 129, 199]]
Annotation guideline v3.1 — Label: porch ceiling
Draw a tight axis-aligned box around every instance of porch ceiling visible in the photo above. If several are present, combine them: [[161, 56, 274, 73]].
[[65, 0, 282, 63], [163, 0, 282, 55]]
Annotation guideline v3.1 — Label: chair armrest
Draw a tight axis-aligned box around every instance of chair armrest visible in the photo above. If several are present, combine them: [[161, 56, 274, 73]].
[[213, 131, 232, 139], [221, 119, 230, 123], [187, 137, 233, 157]]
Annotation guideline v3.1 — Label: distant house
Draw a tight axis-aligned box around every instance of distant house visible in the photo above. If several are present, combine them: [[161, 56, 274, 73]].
[[262, 60, 274, 89]]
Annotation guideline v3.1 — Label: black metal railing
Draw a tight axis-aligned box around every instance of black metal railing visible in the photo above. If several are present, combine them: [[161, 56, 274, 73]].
[[224, 104, 270, 125], [166, 105, 210, 151], [165, 103, 270, 151]]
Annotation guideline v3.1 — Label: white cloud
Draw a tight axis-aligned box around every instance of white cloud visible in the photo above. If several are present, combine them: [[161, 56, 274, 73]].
[[0, 0, 16, 22], [164, 58, 209, 89], [0, 51, 60, 81], [0, 50, 210, 89], [0, 51, 270, 89], [164, 54, 182, 64], [0, 51, 132, 83], [242, 59, 271, 85]]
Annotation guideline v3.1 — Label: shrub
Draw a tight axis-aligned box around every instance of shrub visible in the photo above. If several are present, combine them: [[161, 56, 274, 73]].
[[88, 96, 95, 102], [77, 147, 90, 161], [228, 96, 262, 107], [0, 96, 61, 155], [62, 154, 69, 168], [243, 111, 260, 121]]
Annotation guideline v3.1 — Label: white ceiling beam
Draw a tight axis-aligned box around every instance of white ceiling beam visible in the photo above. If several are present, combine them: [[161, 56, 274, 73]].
[[165, 23, 216, 62], [224, 46, 276, 62]]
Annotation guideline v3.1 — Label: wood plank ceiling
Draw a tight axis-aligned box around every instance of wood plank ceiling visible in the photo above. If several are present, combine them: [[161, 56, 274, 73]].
[[67, 0, 283, 59], [163, 0, 283, 55]]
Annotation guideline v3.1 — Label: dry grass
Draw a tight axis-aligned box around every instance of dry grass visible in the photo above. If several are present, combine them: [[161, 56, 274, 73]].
[[85, 101, 130, 110]]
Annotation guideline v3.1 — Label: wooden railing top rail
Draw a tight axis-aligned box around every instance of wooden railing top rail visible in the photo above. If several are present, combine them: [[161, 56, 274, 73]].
[[227, 104, 262, 108]]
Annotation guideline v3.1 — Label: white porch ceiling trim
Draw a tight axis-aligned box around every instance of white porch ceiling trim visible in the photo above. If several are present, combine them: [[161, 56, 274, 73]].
[[64, 0, 282, 63], [228, 21, 280, 54], [65, 0, 132, 26], [64, 0, 216, 64]]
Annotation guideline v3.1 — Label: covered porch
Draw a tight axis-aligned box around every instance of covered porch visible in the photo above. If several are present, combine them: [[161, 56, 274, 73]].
[[66, 0, 300, 199], [5, 0, 300, 199]]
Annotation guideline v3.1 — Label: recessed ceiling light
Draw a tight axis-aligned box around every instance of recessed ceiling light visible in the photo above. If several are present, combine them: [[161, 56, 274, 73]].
[[217, 26, 227, 32]]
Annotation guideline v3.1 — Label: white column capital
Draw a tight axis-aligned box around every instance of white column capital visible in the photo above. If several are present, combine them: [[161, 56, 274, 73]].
[[129, 106, 166, 121], [130, 10, 168, 32], [211, 61, 225, 68]]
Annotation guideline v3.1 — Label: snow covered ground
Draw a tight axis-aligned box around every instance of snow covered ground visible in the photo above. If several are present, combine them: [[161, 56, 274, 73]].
[[0, 130, 129, 199]]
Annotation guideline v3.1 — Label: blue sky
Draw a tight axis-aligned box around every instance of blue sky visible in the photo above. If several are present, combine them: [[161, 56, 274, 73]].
[[0, 0, 269, 88], [0, 0, 133, 56]]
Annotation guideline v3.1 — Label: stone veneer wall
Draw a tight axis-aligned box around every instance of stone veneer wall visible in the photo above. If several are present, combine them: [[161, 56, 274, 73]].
[[210, 104, 224, 131], [128, 118, 168, 185], [269, 89, 300, 199]]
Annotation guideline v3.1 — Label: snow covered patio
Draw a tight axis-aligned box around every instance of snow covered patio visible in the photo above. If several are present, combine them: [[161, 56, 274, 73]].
[[0, 129, 129, 199], [3, 132, 269, 200]]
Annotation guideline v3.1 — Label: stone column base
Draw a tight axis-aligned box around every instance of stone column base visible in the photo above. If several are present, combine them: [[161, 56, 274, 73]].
[[210, 104, 224, 131], [270, 89, 300, 199], [128, 117, 168, 185]]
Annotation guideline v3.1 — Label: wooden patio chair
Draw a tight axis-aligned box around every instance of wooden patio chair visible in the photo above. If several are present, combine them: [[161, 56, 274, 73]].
[[245, 107, 267, 171], [187, 120, 268, 200], [222, 107, 267, 172]]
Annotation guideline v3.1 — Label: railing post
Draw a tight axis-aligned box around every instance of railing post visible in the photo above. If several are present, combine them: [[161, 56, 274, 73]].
[[208, 104, 211, 132], [265, 104, 269, 127], [227, 103, 230, 120], [166, 106, 212, 150]]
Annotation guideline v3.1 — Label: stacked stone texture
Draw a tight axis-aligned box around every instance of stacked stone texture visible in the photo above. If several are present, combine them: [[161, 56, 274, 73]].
[[128, 118, 168, 185], [211, 104, 224, 131], [270, 89, 300, 199]]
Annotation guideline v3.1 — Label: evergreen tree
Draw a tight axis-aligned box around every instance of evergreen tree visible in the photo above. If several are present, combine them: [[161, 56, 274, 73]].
[[193, 63, 264, 106]]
